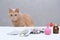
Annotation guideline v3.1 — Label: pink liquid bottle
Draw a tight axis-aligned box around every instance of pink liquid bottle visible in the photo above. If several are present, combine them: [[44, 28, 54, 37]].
[[44, 26, 51, 35]]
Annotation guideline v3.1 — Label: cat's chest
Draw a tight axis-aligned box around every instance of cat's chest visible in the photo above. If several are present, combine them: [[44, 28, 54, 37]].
[[13, 18, 25, 26], [13, 21, 20, 26]]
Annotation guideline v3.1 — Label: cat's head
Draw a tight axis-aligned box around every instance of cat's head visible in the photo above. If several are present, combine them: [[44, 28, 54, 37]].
[[8, 8, 20, 22]]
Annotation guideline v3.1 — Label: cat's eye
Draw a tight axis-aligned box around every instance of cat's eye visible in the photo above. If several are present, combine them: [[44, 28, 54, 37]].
[[10, 14, 13, 16], [15, 14, 17, 16]]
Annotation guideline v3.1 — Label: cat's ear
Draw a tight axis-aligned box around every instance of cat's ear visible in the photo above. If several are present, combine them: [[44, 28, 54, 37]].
[[8, 8, 13, 13], [15, 8, 19, 13]]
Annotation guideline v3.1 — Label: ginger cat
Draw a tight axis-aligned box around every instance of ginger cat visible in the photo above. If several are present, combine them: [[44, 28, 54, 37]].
[[8, 8, 34, 27]]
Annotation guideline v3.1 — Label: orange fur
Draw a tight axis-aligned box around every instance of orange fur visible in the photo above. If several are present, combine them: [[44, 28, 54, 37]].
[[8, 8, 34, 27]]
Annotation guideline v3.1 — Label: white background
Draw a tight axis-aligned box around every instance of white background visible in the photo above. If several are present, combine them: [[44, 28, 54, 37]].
[[0, 0, 60, 26]]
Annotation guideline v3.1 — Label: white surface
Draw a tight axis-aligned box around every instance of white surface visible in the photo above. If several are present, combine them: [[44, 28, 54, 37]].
[[0, 27, 60, 40]]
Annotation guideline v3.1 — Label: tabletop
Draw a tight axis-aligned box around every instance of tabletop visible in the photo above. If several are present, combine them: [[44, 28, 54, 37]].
[[0, 27, 60, 40]]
